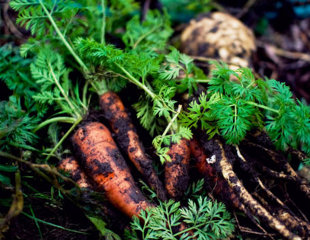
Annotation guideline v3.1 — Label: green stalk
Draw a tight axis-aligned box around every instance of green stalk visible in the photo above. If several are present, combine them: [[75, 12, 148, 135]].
[[114, 63, 177, 117], [22, 212, 88, 235], [48, 61, 81, 118], [115, 63, 156, 99], [133, 25, 160, 49], [82, 80, 90, 108], [101, 0, 106, 45], [40, 0, 108, 98], [165, 207, 177, 240], [195, 79, 210, 83], [174, 221, 212, 237], [34, 116, 76, 132], [244, 101, 279, 114], [46, 116, 83, 161], [160, 105, 182, 138], [29, 205, 43, 240], [39, 0, 88, 72]]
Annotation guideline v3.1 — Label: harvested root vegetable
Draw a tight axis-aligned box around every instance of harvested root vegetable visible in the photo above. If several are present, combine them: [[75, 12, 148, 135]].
[[100, 91, 167, 201], [193, 129, 310, 239], [165, 138, 190, 200], [189, 138, 243, 209], [58, 156, 92, 189], [72, 122, 153, 218], [58, 156, 130, 232], [215, 139, 301, 240], [234, 145, 310, 237], [181, 12, 256, 68]]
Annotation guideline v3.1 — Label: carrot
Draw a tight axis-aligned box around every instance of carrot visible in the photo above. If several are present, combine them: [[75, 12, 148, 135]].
[[189, 138, 215, 178], [71, 121, 153, 218], [99, 91, 167, 201], [58, 156, 92, 189], [165, 138, 190, 200], [189, 138, 242, 209], [216, 139, 301, 240]]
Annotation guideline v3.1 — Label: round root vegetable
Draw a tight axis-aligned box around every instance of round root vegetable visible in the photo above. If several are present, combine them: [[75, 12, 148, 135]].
[[165, 138, 190, 200], [58, 156, 92, 189], [100, 91, 167, 201], [71, 121, 153, 218]]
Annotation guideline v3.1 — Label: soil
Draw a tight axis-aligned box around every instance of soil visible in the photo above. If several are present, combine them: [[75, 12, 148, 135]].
[[1, 1, 310, 239]]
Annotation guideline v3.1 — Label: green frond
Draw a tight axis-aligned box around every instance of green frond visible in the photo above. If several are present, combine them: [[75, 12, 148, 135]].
[[0, 97, 39, 151], [123, 10, 172, 53], [31, 48, 87, 119], [125, 196, 234, 239]]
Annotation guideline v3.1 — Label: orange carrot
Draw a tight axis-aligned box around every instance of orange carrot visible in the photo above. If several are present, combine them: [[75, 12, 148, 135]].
[[58, 156, 92, 189], [100, 91, 167, 201], [165, 138, 190, 200], [71, 121, 153, 218]]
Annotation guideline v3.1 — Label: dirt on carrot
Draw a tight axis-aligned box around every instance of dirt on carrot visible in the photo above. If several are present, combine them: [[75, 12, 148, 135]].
[[58, 156, 92, 189], [71, 121, 154, 218], [165, 138, 190, 200], [100, 91, 167, 201]]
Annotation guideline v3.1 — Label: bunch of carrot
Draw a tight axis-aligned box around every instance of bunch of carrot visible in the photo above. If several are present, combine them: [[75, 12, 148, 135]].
[[59, 91, 192, 221]]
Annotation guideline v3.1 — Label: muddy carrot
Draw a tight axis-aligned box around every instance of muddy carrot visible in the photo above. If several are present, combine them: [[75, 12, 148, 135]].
[[165, 138, 190, 200], [72, 121, 153, 218], [189, 138, 242, 209], [58, 156, 92, 189], [216, 140, 301, 240], [100, 91, 167, 201]]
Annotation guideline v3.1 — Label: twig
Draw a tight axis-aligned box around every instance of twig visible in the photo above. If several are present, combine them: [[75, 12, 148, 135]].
[[245, 142, 310, 200], [257, 41, 310, 63], [189, 55, 246, 68], [237, 0, 257, 19], [239, 226, 276, 237], [284, 189, 309, 223], [2, 1, 24, 39], [0, 151, 80, 194], [0, 169, 23, 235], [141, 0, 151, 22]]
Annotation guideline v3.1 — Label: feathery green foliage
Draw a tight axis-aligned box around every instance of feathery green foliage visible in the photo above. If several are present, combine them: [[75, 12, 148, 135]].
[[75, 38, 194, 162], [123, 10, 172, 53], [0, 45, 43, 151], [182, 62, 310, 157], [31, 48, 87, 119], [5, 0, 309, 238], [157, 48, 207, 95], [0, 97, 39, 151], [125, 196, 234, 240], [0, 44, 36, 98]]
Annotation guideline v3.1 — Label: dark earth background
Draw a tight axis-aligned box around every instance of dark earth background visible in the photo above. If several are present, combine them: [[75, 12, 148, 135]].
[[1, 0, 310, 239]]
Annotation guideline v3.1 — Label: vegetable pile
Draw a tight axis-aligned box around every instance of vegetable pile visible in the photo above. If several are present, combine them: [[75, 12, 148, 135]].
[[1, 0, 310, 239]]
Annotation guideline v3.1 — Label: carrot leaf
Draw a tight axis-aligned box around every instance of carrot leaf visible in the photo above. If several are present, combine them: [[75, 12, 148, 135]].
[[125, 196, 234, 240]]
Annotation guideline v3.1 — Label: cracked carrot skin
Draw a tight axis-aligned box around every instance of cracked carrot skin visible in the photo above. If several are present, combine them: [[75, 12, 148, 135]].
[[58, 156, 91, 189], [165, 138, 190, 200], [100, 91, 167, 201], [72, 122, 153, 218]]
